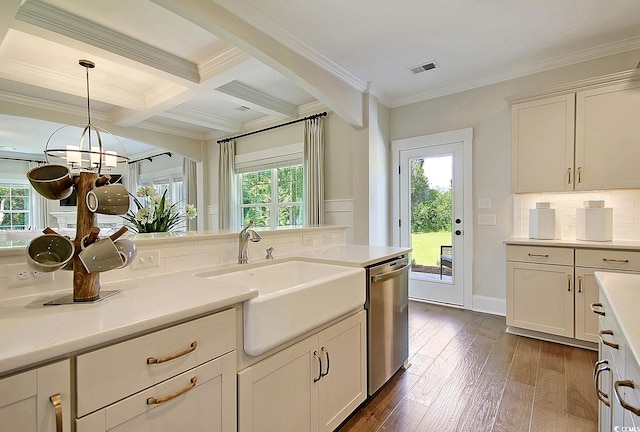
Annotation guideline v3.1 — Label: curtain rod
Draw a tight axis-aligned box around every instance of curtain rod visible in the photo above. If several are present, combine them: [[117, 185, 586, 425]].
[[128, 151, 172, 164], [217, 111, 327, 144], [0, 156, 45, 163]]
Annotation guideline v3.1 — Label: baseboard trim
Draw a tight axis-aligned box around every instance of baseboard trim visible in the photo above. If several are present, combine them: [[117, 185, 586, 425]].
[[472, 295, 506, 316], [506, 326, 598, 351]]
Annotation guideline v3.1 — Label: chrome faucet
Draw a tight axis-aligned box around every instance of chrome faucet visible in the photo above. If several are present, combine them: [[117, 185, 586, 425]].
[[238, 220, 262, 264]]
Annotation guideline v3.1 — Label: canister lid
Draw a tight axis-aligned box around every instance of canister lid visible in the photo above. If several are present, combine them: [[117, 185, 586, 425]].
[[584, 200, 605, 208]]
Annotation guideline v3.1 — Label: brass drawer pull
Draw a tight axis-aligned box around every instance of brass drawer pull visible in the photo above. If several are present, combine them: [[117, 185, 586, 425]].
[[567, 274, 571, 292], [599, 330, 619, 350], [50, 393, 63, 432], [147, 341, 197, 364], [577, 275, 582, 293], [567, 167, 572, 184], [577, 166, 582, 183], [614, 380, 640, 416], [527, 253, 549, 258], [593, 361, 611, 407], [147, 377, 197, 405], [590, 303, 605, 316], [602, 258, 629, 264]]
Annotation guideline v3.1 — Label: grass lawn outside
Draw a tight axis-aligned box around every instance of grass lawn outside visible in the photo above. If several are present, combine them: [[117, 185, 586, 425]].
[[411, 231, 452, 267]]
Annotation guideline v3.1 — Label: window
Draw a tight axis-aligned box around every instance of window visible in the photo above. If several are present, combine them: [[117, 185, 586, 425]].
[[0, 182, 30, 230], [240, 164, 303, 228], [140, 169, 187, 230]]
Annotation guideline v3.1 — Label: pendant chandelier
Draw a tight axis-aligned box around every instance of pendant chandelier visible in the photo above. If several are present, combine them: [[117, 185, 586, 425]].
[[44, 59, 129, 174]]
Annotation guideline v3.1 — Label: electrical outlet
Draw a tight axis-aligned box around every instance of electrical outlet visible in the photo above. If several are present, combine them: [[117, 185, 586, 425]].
[[302, 235, 313, 246], [130, 250, 161, 270], [324, 233, 333, 244], [7, 263, 54, 288]]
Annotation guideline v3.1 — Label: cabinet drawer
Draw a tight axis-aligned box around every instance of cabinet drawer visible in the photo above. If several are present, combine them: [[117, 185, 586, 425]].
[[599, 297, 626, 375], [77, 308, 235, 417], [76, 352, 236, 432], [506, 245, 573, 265], [576, 249, 640, 271]]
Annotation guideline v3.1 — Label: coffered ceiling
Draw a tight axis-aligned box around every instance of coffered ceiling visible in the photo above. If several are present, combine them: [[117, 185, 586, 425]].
[[1, 0, 639, 156]]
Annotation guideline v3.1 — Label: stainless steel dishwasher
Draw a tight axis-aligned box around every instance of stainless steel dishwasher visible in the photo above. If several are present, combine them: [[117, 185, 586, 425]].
[[366, 255, 410, 395]]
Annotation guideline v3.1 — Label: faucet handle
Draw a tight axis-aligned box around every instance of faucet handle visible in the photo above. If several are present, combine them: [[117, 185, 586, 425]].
[[266, 247, 275, 260]]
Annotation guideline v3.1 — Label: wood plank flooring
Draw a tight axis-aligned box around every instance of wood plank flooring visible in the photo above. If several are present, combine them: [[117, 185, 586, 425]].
[[338, 301, 598, 432]]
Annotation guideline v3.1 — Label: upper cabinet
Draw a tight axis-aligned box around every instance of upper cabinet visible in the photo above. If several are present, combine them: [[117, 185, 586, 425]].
[[510, 70, 640, 193]]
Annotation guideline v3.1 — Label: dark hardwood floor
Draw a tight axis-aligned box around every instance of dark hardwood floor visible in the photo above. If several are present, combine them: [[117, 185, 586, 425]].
[[339, 300, 598, 432]]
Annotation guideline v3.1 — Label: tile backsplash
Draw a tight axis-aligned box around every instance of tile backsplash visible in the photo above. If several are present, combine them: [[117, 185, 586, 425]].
[[513, 189, 640, 241]]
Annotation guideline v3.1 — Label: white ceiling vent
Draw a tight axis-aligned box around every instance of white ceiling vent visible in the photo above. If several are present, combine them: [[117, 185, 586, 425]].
[[237, 106, 251, 111], [409, 61, 438, 75]]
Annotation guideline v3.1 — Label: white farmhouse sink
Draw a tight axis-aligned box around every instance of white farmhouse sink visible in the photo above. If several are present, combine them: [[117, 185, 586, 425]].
[[201, 260, 365, 356]]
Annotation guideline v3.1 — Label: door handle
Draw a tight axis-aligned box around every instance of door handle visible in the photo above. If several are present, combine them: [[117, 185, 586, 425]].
[[370, 263, 411, 283], [313, 351, 322, 382], [320, 347, 330, 378]]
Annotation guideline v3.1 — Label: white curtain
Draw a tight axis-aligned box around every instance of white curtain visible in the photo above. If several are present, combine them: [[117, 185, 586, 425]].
[[183, 157, 197, 231], [123, 162, 140, 198], [303, 117, 325, 225], [218, 140, 237, 230], [29, 161, 48, 229]]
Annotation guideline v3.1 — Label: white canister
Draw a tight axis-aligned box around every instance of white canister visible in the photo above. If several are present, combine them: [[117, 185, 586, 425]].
[[529, 202, 560, 239], [576, 201, 612, 241]]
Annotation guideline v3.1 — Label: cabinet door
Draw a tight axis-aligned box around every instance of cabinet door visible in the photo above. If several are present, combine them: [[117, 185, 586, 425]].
[[238, 336, 319, 432], [76, 352, 236, 432], [511, 94, 575, 193], [574, 268, 600, 343], [317, 311, 366, 432], [506, 262, 574, 337], [575, 80, 640, 190], [0, 360, 70, 432]]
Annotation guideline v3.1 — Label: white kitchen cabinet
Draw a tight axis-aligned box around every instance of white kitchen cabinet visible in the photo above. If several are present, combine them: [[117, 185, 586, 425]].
[[0, 359, 70, 432], [510, 74, 640, 193], [238, 310, 366, 432], [76, 308, 237, 431], [506, 245, 640, 344], [511, 94, 575, 193], [76, 353, 236, 432], [506, 245, 575, 338], [575, 80, 640, 191]]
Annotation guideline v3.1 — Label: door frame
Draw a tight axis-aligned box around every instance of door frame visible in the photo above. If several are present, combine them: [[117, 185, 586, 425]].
[[391, 127, 473, 310]]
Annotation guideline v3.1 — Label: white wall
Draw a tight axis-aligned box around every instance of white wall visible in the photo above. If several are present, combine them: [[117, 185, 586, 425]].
[[390, 49, 640, 303]]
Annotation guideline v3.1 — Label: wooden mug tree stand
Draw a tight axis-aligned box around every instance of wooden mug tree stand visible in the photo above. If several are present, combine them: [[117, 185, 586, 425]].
[[43, 171, 128, 306]]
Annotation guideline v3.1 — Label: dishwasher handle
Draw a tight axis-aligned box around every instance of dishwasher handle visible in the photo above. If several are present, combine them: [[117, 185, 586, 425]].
[[370, 263, 411, 283]]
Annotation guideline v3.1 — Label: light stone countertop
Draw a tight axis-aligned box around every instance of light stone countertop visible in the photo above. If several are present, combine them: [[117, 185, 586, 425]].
[[0, 244, 410, 377], [504, 237, 640, 251], [595, 272, 640, 367]]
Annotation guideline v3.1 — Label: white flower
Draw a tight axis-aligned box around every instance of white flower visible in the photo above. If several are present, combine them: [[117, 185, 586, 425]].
[[136, 186, 157, 198], [148, 194, 162, 206], [185, 204, 197, 219], [135, 206, 155, 224]]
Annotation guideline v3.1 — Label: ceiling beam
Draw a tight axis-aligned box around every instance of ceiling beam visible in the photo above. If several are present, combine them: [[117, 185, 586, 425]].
[[14, 0, 200, 83], [0, 0, 22, 44], [213, 81, 296, 119], [150, 0, 364, 128], [160, 106, 242, 132]]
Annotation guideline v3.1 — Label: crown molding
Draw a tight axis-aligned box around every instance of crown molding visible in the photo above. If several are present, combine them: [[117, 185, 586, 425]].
[[390, 36, 640, 107], [199, 46, 251, 82], [213, 0, 367, 93], [15, 0, 200, 83]]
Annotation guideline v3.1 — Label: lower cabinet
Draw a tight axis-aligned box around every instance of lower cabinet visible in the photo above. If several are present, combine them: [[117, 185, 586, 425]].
[[76, 352, 236, 432], [0, 359, 71, 432], [506, 245, 640, 344], [238, 310, 367, 432]]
